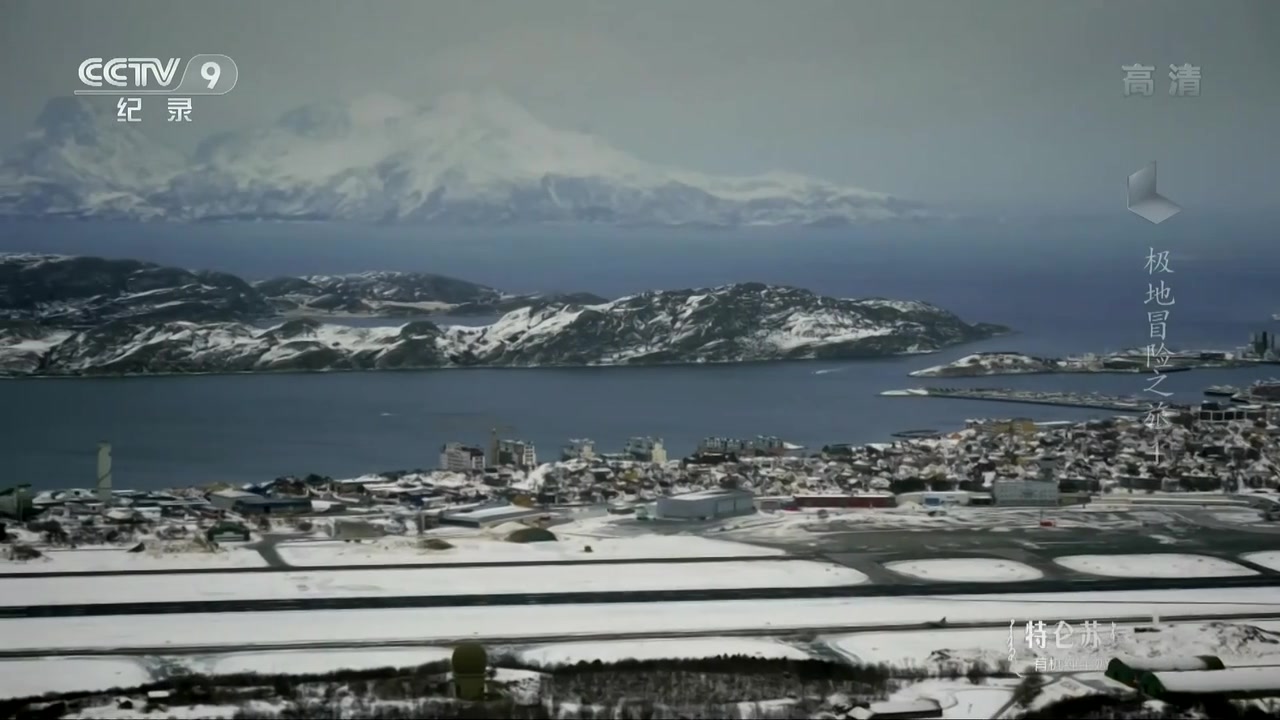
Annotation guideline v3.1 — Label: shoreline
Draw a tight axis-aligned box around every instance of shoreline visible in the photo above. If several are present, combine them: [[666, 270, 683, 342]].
[[912, 363, 1262, 378], [882, 387, 1153, 412], [909, 350, 1276, 379], [0, 348, 954, 381]]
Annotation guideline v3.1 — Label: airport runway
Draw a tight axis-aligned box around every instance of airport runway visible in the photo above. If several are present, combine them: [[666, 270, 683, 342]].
[[0, 552, 809, 579], [3, 574, 1279, 619], [3, 610, 1279, 660]]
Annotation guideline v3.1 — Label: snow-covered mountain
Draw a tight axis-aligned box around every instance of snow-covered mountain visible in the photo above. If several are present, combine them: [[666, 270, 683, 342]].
[[0, 282, 1006, 376], [0, 253, 602, 324], [0, 92, 930, 226], [0, 98, 187, 219]]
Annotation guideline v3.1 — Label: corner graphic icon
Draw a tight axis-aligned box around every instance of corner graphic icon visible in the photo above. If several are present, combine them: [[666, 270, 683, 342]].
[[1127, 162, 1181, 224]]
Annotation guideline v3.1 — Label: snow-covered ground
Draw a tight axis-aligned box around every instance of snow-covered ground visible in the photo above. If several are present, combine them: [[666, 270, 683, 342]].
[[516, 638, 812, 667], [275, 533, 783, 567], [0, 547, 267, 573], [0, 559, 867, 606], [884, 559, 1043, 583], [187, 648, 454, 676], [1053, 553, 1257, 579], [1212, 510, 1267, 525], [4, 588, 1275, 653], [719, 506, 1156, 543], [67, 703, 243, 719], [0, 649, 457, 701], [885, 678, 1020, 720], [0, 657, 150, 699], [826, 620, 1280, 671], [1242, 550, 1280, 572], [1020, 674, 1136, 717]]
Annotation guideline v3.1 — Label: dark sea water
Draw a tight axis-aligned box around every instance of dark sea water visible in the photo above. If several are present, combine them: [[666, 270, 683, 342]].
[[2, 217, 1277, 490]]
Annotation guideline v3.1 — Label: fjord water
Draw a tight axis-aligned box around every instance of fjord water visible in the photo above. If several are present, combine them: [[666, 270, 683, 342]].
[[2, 217, 1277, 490]]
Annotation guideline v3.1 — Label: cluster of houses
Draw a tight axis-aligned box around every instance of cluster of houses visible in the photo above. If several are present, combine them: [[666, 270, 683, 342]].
[[215, 409, 1279, 524], [439, 434, 807, 474], [5, 407, 1278, 541], [439, 435, 671, 472]]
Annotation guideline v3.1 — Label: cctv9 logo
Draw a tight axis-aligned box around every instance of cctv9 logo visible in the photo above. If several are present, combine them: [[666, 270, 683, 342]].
[[76, 54, 239, 95]]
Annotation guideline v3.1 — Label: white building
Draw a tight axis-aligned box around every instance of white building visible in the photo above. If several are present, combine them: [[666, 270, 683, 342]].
[[625, 437, 668, 464], [562, 438, 596, 461], [656, 488, 755, 520], [439, 503, 547, 528], [497, 439, 537, 469], [331, 518, 386, 541], [991, 478, 1060, 507], [1196, 402, 1272, 424], [440, 442, 486, 472], [697, 436, 785, 456]]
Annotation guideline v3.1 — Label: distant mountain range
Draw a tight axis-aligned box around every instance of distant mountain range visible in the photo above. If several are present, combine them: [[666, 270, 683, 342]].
[[0, 92, 932, 227], [0, 253, 1006, 376]]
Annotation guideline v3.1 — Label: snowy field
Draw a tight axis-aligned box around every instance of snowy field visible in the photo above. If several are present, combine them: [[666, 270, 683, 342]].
[[0, 559, 867, 606], [0, 649, 457, 701], [1053, 553, 1257, 579], [884, 559, 1043, 583], [66, 704, 242, 719], [275, 533, 783, 567], [885, 678, 1020, 720], [826, 620, 1280, 671], [3, 587, 1276, 653], [0, 657, 150, 699], [0, 547, 267, 573], [1211, 510, 1267, 525], [515, 638, 812, 667], [187, 648, 455, 676], [719, 506, 1160, 543], [11, 620, 1278, 705], [1242, 550, 1280, 572]]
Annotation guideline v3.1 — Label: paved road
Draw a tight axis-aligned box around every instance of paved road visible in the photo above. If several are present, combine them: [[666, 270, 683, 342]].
[[4, 610, 1279, 660], [3, 575, 1279, 619]]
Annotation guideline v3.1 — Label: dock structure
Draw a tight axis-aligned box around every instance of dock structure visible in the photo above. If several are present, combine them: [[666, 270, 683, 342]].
[[880, 387, 1162, 413]]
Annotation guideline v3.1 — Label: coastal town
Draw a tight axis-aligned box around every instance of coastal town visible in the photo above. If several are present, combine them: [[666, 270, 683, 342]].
[[4, 374, 1279, 559]]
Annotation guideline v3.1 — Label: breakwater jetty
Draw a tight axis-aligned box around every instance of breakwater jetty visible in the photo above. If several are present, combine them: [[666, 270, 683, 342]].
[[880, 387, 1157, 412]]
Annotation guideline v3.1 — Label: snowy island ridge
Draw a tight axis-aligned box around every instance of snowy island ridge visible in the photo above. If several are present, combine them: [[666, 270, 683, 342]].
[[0, 92, 933, 227], [0, 253, 1007, 376], [0, 252, 606, 324]]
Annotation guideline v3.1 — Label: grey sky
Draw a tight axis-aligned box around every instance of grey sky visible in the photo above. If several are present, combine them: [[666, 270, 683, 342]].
[[1, 0, 1277, 215]]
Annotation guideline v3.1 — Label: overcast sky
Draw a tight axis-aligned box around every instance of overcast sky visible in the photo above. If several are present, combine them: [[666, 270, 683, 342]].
[[1, 0, 1277, 216]]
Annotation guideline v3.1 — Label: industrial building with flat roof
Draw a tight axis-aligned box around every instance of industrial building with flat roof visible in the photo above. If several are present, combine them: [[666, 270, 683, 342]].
[[991, 478, 1060, 507], [208, 489, 312, 516], [656, 487, 755, 520], [438, 503, 548, 528]]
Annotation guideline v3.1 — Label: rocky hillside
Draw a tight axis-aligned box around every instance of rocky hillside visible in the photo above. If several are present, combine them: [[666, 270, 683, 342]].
[[0, 253, 600, 324], [0, 253, 271, 326], [0, 283, 1007, 376]]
